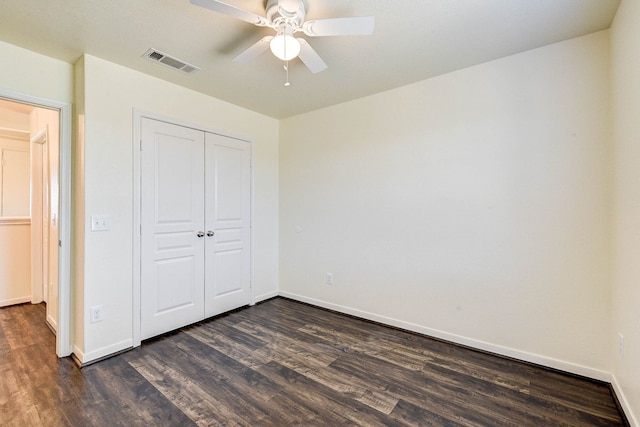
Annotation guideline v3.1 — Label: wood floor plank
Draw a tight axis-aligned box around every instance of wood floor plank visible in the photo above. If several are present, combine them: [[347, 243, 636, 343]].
[[277, 356, 400, 414], [530, 369, 625, 423], [89, 356, 196, 426], [132, 333, 293, 426], [257, 360, 401, 426], [0, 303, 52, 351], [389, 398, 469, 427], [183, 321, 275, 369], [329, 352, 529, 426], [133, 354, 248, 426], [158, 337, 330, 425]]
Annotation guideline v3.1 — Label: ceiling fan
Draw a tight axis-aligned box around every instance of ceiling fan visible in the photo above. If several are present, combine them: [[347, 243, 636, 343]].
[[190, 0, 375, 79]]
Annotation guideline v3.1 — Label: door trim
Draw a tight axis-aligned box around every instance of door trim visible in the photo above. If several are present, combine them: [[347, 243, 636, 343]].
[[132, 109, 254, 347], [30, 127, 48, 305], [0, 89, 72, 357]]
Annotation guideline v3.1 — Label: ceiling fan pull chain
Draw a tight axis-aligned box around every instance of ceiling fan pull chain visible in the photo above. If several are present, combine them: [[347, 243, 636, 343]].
[[284, 61, 291, 86]]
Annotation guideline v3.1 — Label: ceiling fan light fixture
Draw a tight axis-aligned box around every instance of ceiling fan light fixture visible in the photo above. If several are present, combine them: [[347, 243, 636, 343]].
[[270, 23, 300, 61]]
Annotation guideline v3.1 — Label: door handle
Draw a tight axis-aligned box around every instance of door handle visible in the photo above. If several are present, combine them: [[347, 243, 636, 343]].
[[196, 231, 205, 238], [207, 230, 215, 237]]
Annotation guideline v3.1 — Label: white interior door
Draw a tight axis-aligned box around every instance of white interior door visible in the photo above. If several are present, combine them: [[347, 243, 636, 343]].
[[141, 118, 205, 340], [204, 133, 251, 317]]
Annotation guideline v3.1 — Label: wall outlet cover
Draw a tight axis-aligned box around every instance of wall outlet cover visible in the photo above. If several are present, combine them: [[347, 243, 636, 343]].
[[90, 215, 111, 231], [326, 272, 334, 285], [90, 305, 104, 323]]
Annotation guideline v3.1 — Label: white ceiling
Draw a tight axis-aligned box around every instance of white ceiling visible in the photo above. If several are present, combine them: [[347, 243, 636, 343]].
[[0, 0, 620, 119]]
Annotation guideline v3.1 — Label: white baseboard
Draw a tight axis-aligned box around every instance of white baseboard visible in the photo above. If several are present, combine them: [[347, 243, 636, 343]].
[[72, 345, 84, 365], [279, 291, 611, 382], [0, 296, 32, 307], [73, 339, 133, 366], [46, 314, 58, 333], [611, 374, 639, 427], [253, 290, 279, 305]]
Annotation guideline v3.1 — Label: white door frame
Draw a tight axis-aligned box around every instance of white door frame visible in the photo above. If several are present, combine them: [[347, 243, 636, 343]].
[[30, 127, 48, 305], [132, 109, 254, 347], [0, 89, 72, 357]]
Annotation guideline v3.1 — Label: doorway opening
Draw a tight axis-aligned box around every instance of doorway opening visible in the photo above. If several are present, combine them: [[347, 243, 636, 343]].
[[0, 92, 72, 357]]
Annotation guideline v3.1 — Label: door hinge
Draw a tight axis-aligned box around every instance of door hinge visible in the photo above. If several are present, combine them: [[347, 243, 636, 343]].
[[59, 240, 62, 247]]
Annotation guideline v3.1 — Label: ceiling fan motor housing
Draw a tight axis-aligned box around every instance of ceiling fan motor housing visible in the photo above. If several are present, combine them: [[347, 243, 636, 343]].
[[265, 0, 307, 28]]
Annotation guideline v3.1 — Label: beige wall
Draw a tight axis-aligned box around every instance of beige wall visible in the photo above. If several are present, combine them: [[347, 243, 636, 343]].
[[0, 102, 31, 302], [0, 105, 30, 129], [0, 220, 31, 306], [0, 136, 30, 217], [280, 31, 613, 378], [0, 41, 73, 103], [611, 0, 640, 424], [75, 55, 280, 362]]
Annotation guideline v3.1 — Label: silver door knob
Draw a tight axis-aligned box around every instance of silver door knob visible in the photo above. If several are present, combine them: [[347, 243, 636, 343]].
[[207, 230, 215, 237], [196, 231, 205, 238]]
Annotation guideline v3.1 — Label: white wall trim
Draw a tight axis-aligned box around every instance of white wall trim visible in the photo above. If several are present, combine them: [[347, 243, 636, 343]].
[[30, 128, 46, 304], [0, 89, 72, 357], [253, 290, 279, 305], [0, 217, 30, 225], [280, 291, 612, 382], [249, 134, 255, 307], [612, 374, 639, 427], [0, 296, 32, 307], [132, 110, 142, 348], [132, 108, 253, 347], [75, 339, 133, 365], [133, 109, 251, 143], [30, 127, 47, 144], [73, 340, 133, 366], [0, 127, 29, 141], [46, 313, 58, 333], [72, 345, 84, 363]]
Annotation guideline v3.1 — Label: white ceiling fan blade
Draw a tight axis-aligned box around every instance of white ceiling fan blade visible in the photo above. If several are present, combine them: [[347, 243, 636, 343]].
[[233, 36, 273, 63], [297, 39, 328, 73], [302, 16, 375, 37], [189, 0, 269, 26]]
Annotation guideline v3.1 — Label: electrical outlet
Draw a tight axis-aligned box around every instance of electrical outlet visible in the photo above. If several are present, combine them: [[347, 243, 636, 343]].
[[618, 333, 625, 358], [90, 305, 104, 323], [326, 272, 334, 285], [90, 215, 111, 231]]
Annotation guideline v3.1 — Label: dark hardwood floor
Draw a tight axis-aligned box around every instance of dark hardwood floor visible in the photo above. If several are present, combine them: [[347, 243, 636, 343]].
[[0, 298, 628, 426]]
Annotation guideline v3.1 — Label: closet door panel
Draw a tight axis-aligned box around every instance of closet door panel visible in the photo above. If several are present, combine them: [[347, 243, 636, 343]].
[[141, 118, 205, 340], [204, 133, 251, 317]]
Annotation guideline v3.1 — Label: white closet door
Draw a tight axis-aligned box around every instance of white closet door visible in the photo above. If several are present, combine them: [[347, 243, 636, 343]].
[[204, 133, 251, 317], [141, 118, 205, 340]]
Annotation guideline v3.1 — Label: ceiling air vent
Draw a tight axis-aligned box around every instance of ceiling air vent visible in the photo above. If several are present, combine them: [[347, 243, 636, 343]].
[[143, 49, 200, 74]]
